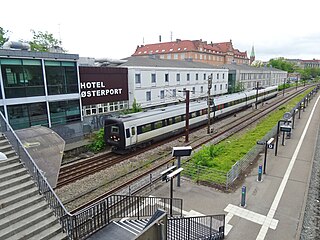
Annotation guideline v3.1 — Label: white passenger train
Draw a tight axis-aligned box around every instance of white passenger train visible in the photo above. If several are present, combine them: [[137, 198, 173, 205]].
[[104, 86, 278, 153]]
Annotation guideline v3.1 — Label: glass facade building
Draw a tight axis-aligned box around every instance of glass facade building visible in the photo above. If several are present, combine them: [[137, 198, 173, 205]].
[[0, 49, 81, 130]]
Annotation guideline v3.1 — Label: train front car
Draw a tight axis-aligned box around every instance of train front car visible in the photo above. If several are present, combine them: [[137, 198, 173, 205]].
[[104, 118, 126, 152]]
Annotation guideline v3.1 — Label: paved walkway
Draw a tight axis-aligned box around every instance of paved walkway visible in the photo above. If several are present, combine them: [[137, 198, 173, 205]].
[[149, 93, 320, 240]]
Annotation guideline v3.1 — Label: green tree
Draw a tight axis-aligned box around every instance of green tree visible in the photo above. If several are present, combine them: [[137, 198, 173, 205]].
[[29, 29, 65, 52], [267, 57, 296, 73], [0, 27, 10, 46], [132, 98, 142, 113]]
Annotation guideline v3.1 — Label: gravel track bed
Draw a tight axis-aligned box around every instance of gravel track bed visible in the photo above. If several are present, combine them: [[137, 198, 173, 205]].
[[55, 105, 261, 210], [56, 94, 288, 211]]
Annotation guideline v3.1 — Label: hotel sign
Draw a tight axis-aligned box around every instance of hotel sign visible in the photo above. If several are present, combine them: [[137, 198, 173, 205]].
[[79, 67, 128, 106]]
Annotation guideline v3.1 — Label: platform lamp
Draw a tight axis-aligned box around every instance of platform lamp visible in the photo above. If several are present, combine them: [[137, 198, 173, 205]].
[[172, 146, 192, 187]]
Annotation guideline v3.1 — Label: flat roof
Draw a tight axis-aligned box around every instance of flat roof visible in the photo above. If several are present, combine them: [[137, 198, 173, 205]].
[[0, 49, 79, 60]]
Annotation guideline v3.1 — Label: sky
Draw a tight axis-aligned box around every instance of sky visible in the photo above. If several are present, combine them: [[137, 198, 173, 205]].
[[1, 0, 320, 61]]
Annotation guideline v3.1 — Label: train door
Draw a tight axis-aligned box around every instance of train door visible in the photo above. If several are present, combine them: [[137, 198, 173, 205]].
[[130, 126, 137, 146]]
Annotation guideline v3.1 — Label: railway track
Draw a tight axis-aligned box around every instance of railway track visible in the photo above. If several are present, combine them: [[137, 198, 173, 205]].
[[66, 86, 312, 212]]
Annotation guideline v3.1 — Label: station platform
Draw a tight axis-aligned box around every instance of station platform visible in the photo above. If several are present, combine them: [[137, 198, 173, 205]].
[[149, 93, 320, 240]]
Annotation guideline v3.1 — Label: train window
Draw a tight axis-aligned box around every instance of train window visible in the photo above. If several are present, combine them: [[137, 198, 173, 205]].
[[111, 126, 119, 134], [126, 129, 130, 138], [171, 117, 175, 124], [154, 121, 162, 129], [142, 124, 151, 133], [137, 126, 142, 134], [162, 120, 167, 127], [131, 127, 136, 136], [196, 110, 200, 117], [202, 109, 208, 115]]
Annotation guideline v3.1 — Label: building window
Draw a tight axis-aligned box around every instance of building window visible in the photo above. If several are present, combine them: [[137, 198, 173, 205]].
[[187, 73, 190, 81], [225, 84, 228, 89], [204, 73, 206, 80], [196, 73, 199, 80], [176, 73, 180, 82], [1, 58, 45, 98], [172, 89, 176, 97], [192, 87, 195, 94], [222, 73, 225, 79], [165, 73, 169, 82], [135, 73, 141, 84], [201, 86, 203, 93], [214, 85, 217, 91], [174, 54, 178, 59], [146, 91, 151, 101], [217, 73, 219, 79], [183, 88, 186, 96], [45, 61, 78, 95], [49, 100, 81, 126], [151, 73, 156, 83], [160, 90, 164, 99], [220, 84, 222, 90], [7, 102, 48, 129]]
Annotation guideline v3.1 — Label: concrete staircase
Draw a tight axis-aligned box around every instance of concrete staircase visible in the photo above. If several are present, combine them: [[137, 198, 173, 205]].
[[0, 135, 68, 240]]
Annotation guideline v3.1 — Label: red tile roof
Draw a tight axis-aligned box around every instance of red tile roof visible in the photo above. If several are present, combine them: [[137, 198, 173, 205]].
[[132, 39, 248, 58]]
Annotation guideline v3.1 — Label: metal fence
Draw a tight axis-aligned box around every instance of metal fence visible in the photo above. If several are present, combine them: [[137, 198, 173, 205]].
[[182, 86, 320, 190], [168, 214, 225, 240], [0, 112, 184, 239], [71, 195, 183, 239], [225, 125, 278, 189]]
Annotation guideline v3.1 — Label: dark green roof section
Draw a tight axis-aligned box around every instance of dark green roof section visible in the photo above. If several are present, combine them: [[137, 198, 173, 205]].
[[0, 49, 79, 60]]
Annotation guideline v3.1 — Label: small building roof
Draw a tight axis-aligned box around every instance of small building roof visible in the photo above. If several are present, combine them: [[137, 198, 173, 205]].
[[15, 126, 65, 188]]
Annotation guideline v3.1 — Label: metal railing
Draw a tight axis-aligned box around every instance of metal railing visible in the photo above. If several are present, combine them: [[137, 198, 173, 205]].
[[0, 112, 186, 239], [71, 195, 183, 239], [225, 125, 277, 189], [0, 112, 74, 236], [168, 214, 225, 240]]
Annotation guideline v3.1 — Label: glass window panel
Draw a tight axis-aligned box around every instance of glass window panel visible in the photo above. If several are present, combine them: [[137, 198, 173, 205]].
[[61, 61, 75, 67], [44, 61, 60, 66], [22, 59, 41, 66], [0, 59, 21, 65], [49, 100, 80, 126]]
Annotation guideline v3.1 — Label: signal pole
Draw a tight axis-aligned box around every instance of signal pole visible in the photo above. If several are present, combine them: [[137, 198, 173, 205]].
[[207, 74, 212, 134], [185, 90, 190, 143], [255, 81, 259, 109]]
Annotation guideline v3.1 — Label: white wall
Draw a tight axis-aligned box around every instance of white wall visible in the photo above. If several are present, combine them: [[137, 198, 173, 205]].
[[127, 66, 228, 108]]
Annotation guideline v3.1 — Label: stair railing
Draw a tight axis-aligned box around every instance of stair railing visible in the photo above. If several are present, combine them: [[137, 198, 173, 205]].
[[0, 112, 74, 237]]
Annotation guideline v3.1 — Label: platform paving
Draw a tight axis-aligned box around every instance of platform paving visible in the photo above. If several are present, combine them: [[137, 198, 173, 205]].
[[147, 93, 320, 240]]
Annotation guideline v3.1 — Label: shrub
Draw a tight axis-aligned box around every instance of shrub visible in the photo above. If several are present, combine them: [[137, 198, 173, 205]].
[[88, 128, 105, 152]]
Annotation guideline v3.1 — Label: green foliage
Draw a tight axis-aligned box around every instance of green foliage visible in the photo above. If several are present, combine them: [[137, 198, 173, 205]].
[[132, 98, 142, 112], [234, 82, 245, 93], [297, 67, 320, 80], [122, 98, 142, 114], [0, 27, 9, 46], [29, 29, 65, 52], [190, 89, 313, 181], [88, 128, 105, 152], [267, 57, 296, 73]]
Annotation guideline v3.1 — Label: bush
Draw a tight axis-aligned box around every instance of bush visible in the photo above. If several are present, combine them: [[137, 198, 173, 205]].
[[88, 128, 105, 152]]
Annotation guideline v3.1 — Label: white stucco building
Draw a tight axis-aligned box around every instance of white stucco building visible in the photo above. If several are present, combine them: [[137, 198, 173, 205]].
[[120, 56, 229, 108]]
